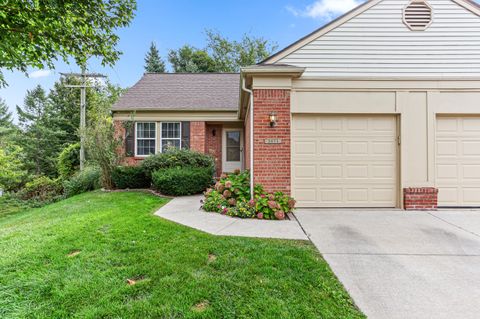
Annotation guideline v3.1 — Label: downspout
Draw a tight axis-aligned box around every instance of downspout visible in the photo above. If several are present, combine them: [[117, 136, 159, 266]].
[[241, 77, 254, 200]]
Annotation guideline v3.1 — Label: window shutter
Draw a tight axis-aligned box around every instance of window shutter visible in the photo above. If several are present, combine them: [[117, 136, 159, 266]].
[[181, 122, 190, 149], [125, 123, 135, 157]]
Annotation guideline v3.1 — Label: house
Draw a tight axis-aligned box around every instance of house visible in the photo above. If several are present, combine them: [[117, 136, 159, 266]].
[[112, 0, 480, 210]]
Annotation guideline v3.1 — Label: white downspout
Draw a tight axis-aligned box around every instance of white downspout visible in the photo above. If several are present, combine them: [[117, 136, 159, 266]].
[[241, 77, 254, 199]]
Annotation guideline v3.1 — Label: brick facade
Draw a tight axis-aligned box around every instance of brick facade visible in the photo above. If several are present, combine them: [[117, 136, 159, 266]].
[[190, 121, 206, 153], [252, 89, 291, 194], [114, 120, 143, 166], [205, 124, 223, 177], [404, 187, 439, 210]]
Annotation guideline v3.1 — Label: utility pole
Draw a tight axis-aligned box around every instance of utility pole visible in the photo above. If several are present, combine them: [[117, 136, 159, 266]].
[[60, 69, 106, 171]]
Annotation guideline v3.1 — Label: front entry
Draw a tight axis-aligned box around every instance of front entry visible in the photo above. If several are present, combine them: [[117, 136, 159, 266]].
[[222, 128, 243, 173]]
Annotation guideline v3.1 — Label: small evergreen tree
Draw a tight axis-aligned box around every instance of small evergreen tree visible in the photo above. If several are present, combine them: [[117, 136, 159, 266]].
[[144, 42, 166, 73], [16, 85, 65, 177], [0, 98, 14, 139]]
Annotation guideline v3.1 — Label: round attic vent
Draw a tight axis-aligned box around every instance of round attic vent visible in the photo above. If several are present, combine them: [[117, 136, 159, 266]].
[[403, 1, 433, 31]]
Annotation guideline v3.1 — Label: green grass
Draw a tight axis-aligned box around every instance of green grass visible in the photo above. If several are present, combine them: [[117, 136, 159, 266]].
[[0, 191, 364, 319]]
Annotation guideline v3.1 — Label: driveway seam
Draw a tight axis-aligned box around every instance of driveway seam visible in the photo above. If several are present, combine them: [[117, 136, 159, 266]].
[[322, 252, 480, 257], [291, 213, 311, 239], [428, 212, 480, 238]]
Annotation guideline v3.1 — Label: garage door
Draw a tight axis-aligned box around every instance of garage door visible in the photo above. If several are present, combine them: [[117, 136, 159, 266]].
[[292, 115, 398, 207], [436, 116, 480, 207]]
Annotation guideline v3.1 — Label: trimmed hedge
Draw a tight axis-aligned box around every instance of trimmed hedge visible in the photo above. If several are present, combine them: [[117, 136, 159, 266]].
[[112, 166, 150, 189], [141, 149, 215, 178], [152, 167, 214, 196], [63, 166, 101, 198]]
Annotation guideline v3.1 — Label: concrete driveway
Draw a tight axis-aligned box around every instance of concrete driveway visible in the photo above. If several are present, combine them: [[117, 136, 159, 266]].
[[295, 209, 480, 319]]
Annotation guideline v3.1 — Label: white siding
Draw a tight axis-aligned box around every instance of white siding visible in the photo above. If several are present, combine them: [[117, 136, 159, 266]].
[[278, 0, 480, 77]]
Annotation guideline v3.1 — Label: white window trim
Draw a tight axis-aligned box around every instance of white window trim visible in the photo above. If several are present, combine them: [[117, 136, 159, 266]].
[[135, 122, 157, 157], [160, 122, 182, 152]]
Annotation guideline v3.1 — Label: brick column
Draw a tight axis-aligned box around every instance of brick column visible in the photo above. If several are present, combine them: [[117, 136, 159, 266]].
[[253, 89, 291, 194], [190, 121, 206, 153], [404, 187, 439, 210]]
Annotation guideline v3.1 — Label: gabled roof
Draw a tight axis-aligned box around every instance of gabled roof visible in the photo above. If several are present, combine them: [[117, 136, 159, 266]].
[[262, 0, 480, 64], [112, 73, 240, 112]]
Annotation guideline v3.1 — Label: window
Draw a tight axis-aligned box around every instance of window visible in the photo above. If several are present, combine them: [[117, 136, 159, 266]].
[[136, 122, 156, 156], [161, 122, 181, 152], [226, 131, 241, 162]]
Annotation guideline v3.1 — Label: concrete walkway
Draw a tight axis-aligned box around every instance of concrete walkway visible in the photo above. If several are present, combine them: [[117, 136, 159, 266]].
[[154, 195, 308, 240], [296, 208, 480, 319]]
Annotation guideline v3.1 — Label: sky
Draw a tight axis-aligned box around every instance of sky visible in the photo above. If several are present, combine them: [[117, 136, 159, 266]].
[[0, 0, 370, 119], [4, 0, 478, 118]]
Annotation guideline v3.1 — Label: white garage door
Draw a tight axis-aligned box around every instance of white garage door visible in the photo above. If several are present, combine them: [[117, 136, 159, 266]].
[[292, 114, 398, 207], [436, 116, 480, 207]]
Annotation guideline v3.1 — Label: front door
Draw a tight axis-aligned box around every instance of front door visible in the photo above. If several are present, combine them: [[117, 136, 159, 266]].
[[223, 128, 243, 173]]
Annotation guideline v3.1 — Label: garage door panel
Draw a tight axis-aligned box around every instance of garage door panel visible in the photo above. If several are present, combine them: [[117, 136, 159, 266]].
[[436, 116, 480, 207], [293, 114, 398, 208]]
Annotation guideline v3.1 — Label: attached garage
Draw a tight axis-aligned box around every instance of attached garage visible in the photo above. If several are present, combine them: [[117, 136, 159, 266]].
[[292, 115, 398, 208], [436, 116, 480, 207]]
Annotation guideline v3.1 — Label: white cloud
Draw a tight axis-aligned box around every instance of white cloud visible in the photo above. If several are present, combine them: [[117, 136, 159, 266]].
[[29, 69, 51, 78], [287, 0, 363, 20]]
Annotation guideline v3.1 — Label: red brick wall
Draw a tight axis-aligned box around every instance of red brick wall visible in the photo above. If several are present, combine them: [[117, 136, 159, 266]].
[[404, 188, 438, 210], [253, 89, 291, 194], [206, 124, 222, 177], [190, 121, 206, 153], [114, 120, 143, 166], [244, 109, 251, 170]]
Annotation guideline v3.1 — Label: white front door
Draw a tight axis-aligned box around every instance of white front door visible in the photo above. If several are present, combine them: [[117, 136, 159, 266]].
[[222, 128, 243, 173]]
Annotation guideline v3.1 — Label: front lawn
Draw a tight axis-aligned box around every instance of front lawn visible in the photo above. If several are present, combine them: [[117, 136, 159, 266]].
[[0, 191, 364, 318]]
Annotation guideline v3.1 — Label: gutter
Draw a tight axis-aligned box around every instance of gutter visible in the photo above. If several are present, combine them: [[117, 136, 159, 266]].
[[241, 76, 254, 200]]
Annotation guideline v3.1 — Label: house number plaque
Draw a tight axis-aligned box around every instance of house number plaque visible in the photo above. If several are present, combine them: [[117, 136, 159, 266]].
[[264, 138, 282, 144]]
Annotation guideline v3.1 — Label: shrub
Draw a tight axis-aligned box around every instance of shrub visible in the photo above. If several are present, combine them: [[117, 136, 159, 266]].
[[141, 149, 215, 178], [57, 143, 80, 179], [18, 176, 63, 202], [152, 167, 214, 196], [63, 166, 101, 197], [111, 166, 150, 189], [202, 171, 296, 220]]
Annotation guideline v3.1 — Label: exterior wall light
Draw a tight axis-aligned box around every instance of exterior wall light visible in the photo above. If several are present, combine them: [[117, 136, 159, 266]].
[[269, 112, 277, 127]]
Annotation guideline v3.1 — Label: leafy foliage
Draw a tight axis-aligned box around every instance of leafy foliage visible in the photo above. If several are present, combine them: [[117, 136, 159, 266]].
[[144, 42, 166, 72], [16, 85, 65, 177], [168, 45, 217, 73], [63, 166, 101, 198], [0, 0, 136, 86], [18, 176, 63, 202], [203, 171, 296, 220], [84, 83, 124, 189], [141, 149, 215, 178], [57, 143, 80, 179], [112, 166, 150, 189], [0, 144, 28, 191], [152, 167, 214, 196]]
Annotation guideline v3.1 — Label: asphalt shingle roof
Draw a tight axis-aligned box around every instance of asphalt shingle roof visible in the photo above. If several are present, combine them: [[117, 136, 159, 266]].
[[112, 73, 240, 111]]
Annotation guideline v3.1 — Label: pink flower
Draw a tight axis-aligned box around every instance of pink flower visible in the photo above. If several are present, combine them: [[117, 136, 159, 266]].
[[248, 199, 255, 207], [223, 190, 232, 198], [268, 194, 275, 201], [261, 194, 266, 198], [268, 200, 277, 209], [222, 208, 228, 215], [225, 181, 233, 188], [228, 198, 236, 206], [205, 188, 213, 195], [220, 173, 228, 179], [216, 183, 225, 193], [257, 213, 264, 219], [274, 211, 285, 220]]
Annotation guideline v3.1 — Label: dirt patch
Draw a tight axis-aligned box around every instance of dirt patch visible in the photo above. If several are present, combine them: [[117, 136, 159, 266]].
[[67, 250, 81, 258], [192, 300, 209, 312], [207, 253, 217, 263], [126, 276, 148, 286]]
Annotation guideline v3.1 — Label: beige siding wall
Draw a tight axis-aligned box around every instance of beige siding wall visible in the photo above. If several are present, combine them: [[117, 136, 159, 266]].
[[287, 79, 480, 207], [277, 0, 480, 77]]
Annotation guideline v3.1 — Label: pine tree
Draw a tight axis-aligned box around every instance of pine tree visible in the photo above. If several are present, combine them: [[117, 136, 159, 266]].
[[0, 98, 13, 127], [144, 42, 166, 73], [16, 85, 64, 177]]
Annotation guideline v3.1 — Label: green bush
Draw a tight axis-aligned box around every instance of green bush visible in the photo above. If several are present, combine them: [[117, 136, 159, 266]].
[[58, 143, 80, 179], [141, 149, 215, 178], [152, 167, 214, 196], [18, 176, 63, 202], [111, 166, 150, 189], [63, 166, 101, 197], [202, 171, 296, 220]]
